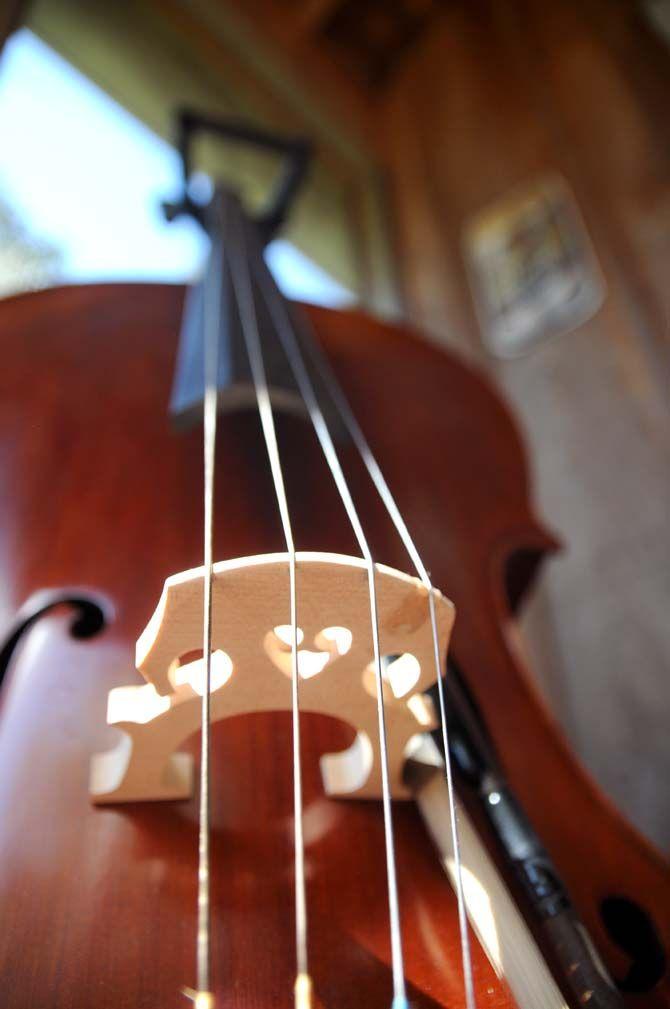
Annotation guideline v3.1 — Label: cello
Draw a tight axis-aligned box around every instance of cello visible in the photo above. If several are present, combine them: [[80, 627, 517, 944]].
[[0, 112, 667, 1009]]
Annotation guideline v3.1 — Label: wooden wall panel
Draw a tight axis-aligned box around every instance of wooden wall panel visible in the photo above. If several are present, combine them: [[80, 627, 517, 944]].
[[380, 0, 670, 850]]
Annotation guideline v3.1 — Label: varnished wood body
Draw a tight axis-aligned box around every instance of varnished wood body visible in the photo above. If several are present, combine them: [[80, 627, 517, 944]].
[[0, 284, 667, 1007]]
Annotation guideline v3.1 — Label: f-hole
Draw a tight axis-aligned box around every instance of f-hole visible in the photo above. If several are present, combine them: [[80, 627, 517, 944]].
[[600, 895, 666, 992], [0, 588, 111, 694], [503, 545, 547, 614]]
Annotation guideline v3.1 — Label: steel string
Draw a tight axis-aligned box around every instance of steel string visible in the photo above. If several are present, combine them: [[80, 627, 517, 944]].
[[226, 202, 312, 1009], [188, 209, 226, 1009], [243, 220, 409, 1009], [295, 322, 477, 1009], [250, 229, 475, 1009]]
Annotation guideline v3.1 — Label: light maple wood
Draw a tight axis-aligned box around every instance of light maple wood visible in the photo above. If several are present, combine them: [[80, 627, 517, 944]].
[[410, 738, 570, 1009], [90, 551, 454, 803]]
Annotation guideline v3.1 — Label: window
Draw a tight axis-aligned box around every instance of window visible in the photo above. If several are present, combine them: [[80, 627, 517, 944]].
[[0, 29, 353, 307]]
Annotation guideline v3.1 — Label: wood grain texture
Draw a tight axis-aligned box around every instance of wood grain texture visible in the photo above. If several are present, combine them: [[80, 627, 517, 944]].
[[0, 283, 667, 1006]]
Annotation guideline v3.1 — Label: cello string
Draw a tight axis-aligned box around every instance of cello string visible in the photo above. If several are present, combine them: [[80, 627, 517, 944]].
[[244, 225, 408, 1009], [194, 209, 225, 1009], [289, 317, 477, 1009], [250, 236, 473, 1009], [225, 201, 312, 1009]]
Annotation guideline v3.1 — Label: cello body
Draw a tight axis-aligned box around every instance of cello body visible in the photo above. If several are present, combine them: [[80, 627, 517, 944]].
[[0, 282, 667, 1008]]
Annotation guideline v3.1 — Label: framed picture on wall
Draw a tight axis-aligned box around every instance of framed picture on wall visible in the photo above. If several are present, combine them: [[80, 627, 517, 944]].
[[464, 175, 604, 358]]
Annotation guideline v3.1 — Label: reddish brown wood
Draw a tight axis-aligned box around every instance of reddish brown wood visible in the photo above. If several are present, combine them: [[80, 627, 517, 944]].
[[0, 282, 667, 1008]]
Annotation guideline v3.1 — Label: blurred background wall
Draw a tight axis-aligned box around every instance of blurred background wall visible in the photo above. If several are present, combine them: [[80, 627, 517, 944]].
[[1, 0, 669, 850], [377, 0, 670, 853]]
